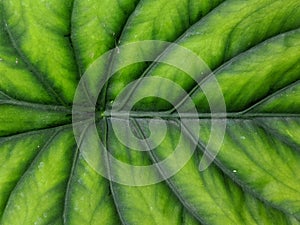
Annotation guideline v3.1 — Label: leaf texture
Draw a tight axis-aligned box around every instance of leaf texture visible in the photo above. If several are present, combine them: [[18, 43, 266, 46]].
[[0, 0, 299, 225]]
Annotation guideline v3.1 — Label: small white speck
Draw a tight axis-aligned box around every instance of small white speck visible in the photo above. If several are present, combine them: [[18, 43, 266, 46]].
[[0, 58, 3, 61], [15, 58, 19, 64], [38, 162, 44, 169], [233, 170, 237, 173], [90, 52, 95, 59], [240, 136, 246, 140], [37, 145, 40, 148], [34, 217, 43, 225]]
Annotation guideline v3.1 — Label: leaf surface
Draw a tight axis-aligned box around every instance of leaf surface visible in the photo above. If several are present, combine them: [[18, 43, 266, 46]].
[[0, 0, 300, 225]]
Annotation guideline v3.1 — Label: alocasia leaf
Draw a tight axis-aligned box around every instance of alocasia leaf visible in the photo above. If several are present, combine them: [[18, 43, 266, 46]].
[[0, 0, 300, 225]]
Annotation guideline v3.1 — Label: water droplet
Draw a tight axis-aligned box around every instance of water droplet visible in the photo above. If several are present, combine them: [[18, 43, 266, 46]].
[[233, 169, 237, 173]]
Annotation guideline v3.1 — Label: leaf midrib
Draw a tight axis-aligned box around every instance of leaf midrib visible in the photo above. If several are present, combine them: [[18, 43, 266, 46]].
[[102, 111, 300, 119]]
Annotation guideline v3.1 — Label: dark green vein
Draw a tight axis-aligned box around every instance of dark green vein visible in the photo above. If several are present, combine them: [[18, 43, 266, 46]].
[[131, 118, 206, 224], [222, 2, 271, 61], [182, 119, 300, 218], [108, 0, 225, 111], [97, 0, 142, 111], [3, 20, 68, 107], [0, 99, 72, 113], [242, 79, 300, 114], [0, 129, 58, 222], [63, 144, 81, 224], [116, 9, 300, 113], [257, 118, 300, 154], [171, 28, 300, 114], [104, 118, 127, 225], [0, 123, 74, 141]]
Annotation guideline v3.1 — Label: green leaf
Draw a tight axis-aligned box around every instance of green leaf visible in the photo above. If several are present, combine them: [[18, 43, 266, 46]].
[[64, 153, 120, 225], [0, 0, 300, 225], [2, 0, 79, 105], [1, 127, 76, 224]]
